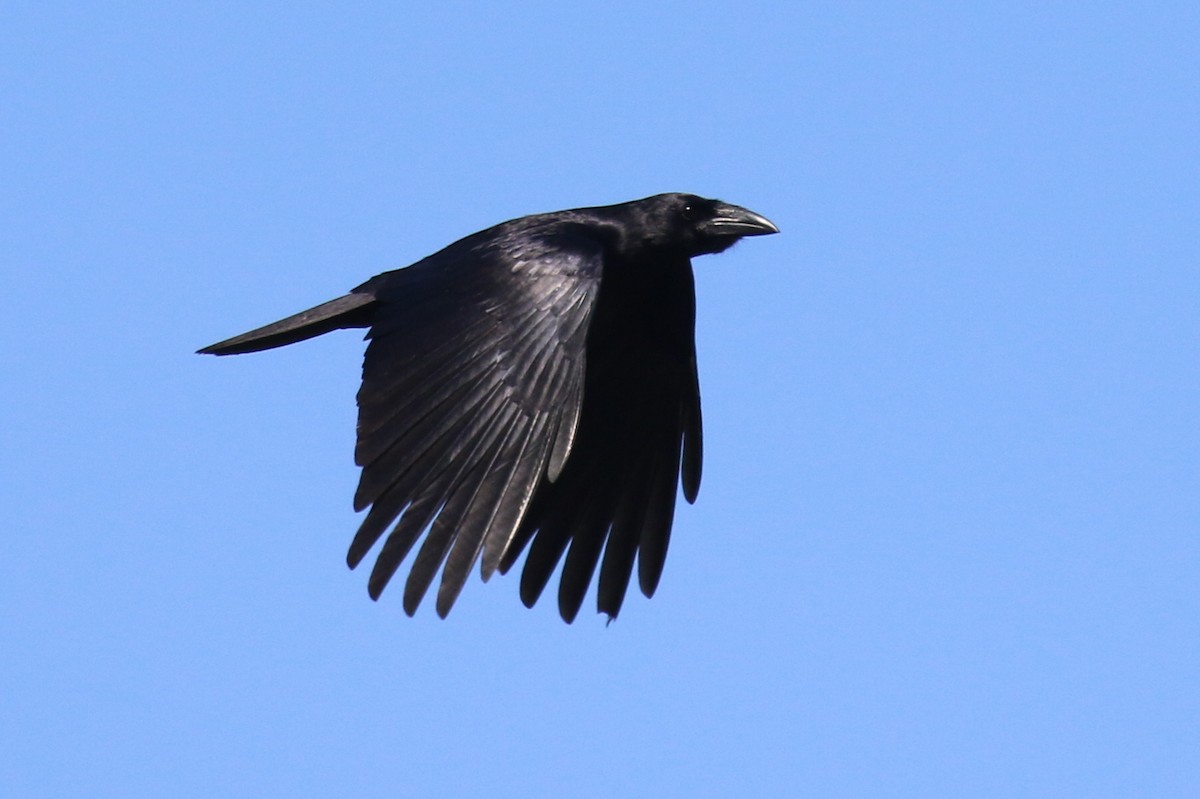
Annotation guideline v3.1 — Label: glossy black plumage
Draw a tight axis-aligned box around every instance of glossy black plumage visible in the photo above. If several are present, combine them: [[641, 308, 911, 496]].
[[199, 193, 777, 622]]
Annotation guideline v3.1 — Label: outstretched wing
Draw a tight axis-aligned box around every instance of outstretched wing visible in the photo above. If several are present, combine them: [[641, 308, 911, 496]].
[[346, 234, 602, 617], [502, 256, 703, 622]]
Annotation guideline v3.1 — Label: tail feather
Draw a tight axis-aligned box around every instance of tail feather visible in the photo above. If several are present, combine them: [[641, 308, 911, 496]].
[[198, 292, 378, 356]]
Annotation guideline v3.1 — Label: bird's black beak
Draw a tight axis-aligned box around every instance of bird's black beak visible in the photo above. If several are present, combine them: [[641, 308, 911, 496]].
[[705, 203, 780, 237]]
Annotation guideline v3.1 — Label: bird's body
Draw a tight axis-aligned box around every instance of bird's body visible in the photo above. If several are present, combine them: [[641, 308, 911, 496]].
[[200, 193, 777, 622]]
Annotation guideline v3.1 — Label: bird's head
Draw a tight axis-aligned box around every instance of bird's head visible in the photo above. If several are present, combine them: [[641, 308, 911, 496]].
[[629, 193, 779, 256]]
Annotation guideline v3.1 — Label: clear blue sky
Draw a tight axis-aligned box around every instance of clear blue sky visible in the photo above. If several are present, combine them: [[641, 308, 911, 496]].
[[2, 3, 1197, 797]]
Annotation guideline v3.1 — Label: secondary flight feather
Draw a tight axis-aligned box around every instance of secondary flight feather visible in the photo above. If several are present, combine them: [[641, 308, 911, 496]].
[[199, 193, 777, 622]]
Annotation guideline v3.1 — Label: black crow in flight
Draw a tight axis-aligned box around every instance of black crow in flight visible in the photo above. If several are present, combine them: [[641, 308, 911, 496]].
[[199, 193, 777, 622]]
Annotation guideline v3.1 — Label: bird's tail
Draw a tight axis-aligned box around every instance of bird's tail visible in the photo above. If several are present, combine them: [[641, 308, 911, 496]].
[[197, 292, 378, 356]]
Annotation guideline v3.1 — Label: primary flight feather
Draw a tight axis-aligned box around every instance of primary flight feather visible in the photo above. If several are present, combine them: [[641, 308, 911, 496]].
[[199, 193, 777, 622]]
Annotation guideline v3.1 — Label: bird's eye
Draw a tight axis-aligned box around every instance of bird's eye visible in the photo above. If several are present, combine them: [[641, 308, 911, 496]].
[[682, 204, 701, 222]]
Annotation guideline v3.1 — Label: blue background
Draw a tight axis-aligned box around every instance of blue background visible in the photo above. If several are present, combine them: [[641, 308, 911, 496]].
[[3, 3, 1196, 796]]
